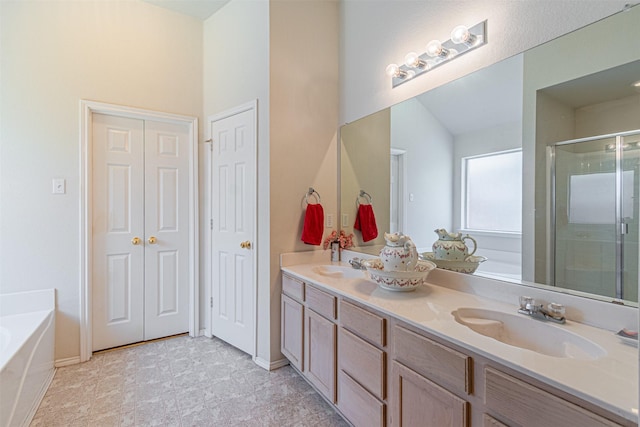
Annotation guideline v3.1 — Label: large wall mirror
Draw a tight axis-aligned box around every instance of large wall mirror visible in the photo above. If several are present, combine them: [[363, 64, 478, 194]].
[[340, 6, 640, 305]]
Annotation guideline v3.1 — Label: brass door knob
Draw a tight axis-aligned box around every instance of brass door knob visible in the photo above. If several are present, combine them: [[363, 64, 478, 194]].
[[240, 241, 252, 249], [148, 236, 157, 244], [131, 237, 141, 245]]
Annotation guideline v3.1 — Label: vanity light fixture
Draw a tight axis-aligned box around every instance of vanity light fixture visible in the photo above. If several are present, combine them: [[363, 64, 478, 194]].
[[386, 20, 487, 88]]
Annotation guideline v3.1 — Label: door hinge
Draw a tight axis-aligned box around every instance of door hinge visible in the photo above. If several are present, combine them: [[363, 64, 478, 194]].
[[210, 297, 213, 308], [210, 219, 213, 230]]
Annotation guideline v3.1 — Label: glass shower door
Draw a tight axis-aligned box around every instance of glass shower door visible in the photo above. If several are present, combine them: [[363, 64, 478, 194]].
[[551, 131, 639, 302]]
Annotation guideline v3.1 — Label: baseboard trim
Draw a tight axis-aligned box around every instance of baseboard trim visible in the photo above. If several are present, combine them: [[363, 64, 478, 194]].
[[253, 356, 290, 371], [55, 356, 81, 367]]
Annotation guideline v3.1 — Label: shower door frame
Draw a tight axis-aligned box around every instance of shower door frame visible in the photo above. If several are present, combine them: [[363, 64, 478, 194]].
[[548, 129, 640, 300]]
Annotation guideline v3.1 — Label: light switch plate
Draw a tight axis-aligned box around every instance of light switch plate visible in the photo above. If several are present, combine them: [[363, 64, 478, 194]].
[[52, 178, 66, 194], [326, 214, 334, 228], [342, 213, 349, 227]]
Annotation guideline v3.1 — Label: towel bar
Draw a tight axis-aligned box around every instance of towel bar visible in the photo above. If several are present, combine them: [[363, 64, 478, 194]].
[[356, 190, 373, 207], [305, 187, 321, 204]]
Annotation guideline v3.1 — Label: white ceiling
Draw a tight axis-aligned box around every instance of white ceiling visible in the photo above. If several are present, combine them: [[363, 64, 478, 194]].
[[143, 0, 230, 20]]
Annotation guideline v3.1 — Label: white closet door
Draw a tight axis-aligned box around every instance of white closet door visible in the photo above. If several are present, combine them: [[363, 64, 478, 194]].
[[143, 120, 190, 340], [92, 115, 190, 351], [210, 107, 256, 355], [92, 114, 145, 350]]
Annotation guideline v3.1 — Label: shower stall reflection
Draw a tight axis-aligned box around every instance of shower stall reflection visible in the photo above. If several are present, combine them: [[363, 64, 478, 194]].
[[549, 130, 640, 302]]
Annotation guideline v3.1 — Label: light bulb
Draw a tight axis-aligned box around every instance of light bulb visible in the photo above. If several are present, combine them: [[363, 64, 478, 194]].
[[451, 25, 477, 45], [385, 63, 407, 79], [404, 52, 418, 67], [404, 52, 427, 69], [385, 63, 399, 77], [426, 40, 449, 58]]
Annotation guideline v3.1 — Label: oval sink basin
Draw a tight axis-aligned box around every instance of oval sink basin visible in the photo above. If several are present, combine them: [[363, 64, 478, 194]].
[[311, 265, 366, 280], [451, 307, 606, 360]]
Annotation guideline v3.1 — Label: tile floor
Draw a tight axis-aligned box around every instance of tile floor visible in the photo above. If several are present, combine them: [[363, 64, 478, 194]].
[[31, 335, 348, 427]]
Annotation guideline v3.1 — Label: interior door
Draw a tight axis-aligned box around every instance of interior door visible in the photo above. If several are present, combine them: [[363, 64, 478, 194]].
[[92, 114, 145, 350], [92, 114, 190, 351], [143, 120, 191, 340], [210, 107, 256, 355]]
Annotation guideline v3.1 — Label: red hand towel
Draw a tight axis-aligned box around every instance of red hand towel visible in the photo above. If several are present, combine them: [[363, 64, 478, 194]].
[[301, 203, 324, 245], [354, 204, 378, 242]]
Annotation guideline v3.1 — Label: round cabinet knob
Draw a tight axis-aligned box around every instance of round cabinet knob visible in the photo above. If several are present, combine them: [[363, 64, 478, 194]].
[[131, 237, 141, 245], [148, 236, 157, 244]]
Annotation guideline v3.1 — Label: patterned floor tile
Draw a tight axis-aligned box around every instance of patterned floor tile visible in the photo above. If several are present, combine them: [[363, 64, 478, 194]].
[[31, 336, 347, 427]]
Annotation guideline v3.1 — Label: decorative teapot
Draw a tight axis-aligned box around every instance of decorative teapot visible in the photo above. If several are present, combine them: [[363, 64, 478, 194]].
[[380, 232, 418, 271], [432, 228, 477, 261]]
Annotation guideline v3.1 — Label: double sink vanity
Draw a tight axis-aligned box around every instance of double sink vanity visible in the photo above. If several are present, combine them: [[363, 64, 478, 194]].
[[280, 251, 637, 427]]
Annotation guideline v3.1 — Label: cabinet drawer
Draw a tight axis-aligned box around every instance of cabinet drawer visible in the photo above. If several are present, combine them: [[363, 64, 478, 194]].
[[393, 326, 472, 395], [282, 274, 305, 302], [338, 371, 385, 427], [340, 300, 386, 347], [306, 285, 336, 320], [485, 367, 619, 427], [339, 328, 386, 400]]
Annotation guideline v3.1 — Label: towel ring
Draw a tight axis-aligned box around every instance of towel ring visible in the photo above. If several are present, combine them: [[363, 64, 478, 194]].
[[356, 190, 373, 207], [305, 187, 321, 204]]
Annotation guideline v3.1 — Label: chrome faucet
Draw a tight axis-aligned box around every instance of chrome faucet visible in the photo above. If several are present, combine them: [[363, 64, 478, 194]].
[[349, 258, 367, 270], [518, 296, 566, 324]]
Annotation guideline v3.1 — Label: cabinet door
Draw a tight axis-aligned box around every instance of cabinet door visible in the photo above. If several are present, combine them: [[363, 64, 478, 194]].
[[306, 308, 337, 403], [391, 361, 469, 427], [281, 294, 304, 371]]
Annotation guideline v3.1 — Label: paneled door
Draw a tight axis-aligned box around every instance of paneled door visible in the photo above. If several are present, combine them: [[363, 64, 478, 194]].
[[209, 105, 256, 356], [92, 113, 190, 351]]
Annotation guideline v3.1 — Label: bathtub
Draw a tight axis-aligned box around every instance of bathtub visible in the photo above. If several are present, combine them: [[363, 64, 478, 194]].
[[0, 289, 55, 427]]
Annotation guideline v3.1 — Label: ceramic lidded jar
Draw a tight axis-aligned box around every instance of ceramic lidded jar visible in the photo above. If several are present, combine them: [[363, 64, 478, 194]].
[[432, 228, 477, 261], [380, 232, 418, 271]]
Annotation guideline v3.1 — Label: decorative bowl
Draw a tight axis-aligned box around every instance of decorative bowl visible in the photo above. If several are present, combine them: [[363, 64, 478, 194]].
[[363, 258, 436, 292], [420, 252, 487, 274]]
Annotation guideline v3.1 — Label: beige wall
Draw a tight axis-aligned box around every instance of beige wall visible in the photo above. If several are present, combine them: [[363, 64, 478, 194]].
[[269, 0, 339, 362], [0, 0, 202, 361], [340, 109, 390, 249]]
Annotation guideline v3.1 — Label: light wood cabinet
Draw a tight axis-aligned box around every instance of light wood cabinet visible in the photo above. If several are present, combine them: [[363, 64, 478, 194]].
[[340, 299, 386, 347], [393, 325, 472, 395], [282, 274, 305, 301], [485, 367, 620, 427], [281, 294, 304, 371], [391, 361, 469, 427], [280, 271, 631, 427], [337, 299, 389, 426], [338, 327, 386, 400], [338, 370, 386, 427], [305, 307, 337, 402], [483, 414, 508, 427]]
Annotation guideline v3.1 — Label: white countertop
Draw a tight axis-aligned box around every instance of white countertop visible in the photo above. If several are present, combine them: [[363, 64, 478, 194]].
[[281, 259, 638, 423]]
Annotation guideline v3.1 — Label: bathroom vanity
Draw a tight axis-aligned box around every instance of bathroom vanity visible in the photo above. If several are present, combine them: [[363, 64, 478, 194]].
[[280, 253, 637, 427]]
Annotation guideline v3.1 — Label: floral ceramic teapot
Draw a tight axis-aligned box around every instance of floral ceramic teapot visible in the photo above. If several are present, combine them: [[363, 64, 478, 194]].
[[432, 228, 477, 261], [380, 232, 418, 271]]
